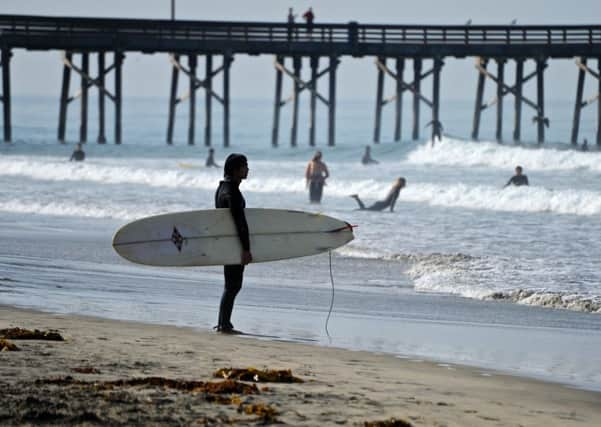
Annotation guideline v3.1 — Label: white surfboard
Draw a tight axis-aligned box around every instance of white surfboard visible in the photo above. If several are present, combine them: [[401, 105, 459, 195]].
[[112, 208, 354, 267]]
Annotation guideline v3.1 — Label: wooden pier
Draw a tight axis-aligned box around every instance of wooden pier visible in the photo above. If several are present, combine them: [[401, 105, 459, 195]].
[[0, 14, 600, 146]]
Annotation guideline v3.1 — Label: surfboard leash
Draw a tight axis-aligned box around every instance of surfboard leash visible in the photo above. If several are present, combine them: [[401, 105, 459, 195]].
[[325, 249, 335, 340], [325, 223, 356, 340]]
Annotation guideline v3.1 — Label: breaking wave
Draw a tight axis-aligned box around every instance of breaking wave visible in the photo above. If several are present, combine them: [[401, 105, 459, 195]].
[[402, 252, 601, 314], [407, 137, 601, 172], [338, 249, 601, 314]]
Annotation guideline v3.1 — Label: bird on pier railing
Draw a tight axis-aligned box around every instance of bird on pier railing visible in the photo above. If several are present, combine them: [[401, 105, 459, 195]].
[[531, 116, 550, 128], [465, 19, 472, 26]]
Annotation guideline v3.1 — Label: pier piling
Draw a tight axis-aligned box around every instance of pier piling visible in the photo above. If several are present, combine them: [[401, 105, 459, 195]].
[[204, 55, 212, 147], [80, 53, 89, 143], [495, 59, 505, 142], [188, 55, 197, 145], [57, 52, 72, 143], [536, 58, 546, 144], [431, 58, 443, 143], [328, 55, 337, 147], [596, 58, 601, 147], [471, 58, 487, 141], [98, 52, 106, 144], [290, 56, 301, 147], [166, 54, 179, 145], [271, 56, 283, 147], [309, 56, 318, 147], [513, 59, 524, 143], [373, 57, 385, 143], [115, 51, 123, 144], [412, 58, 422, 141], [394, 58, 404, 142], [1, 48, 11, 143], [571, 58, 586, 146], [223, 53, 232, 148]]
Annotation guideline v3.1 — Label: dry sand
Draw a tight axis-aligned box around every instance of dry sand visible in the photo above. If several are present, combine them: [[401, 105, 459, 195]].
[[1, 306, 600, 426]]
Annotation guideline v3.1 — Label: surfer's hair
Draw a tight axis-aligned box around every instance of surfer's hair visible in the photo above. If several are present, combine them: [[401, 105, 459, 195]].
[[224, 153, 248, 177]]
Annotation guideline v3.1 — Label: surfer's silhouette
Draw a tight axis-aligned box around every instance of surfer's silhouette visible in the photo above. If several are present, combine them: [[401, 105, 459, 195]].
[[361, 146, 379, 165], [305, 150, 329, 203], [206, 148, 219, 168], [350, 177, 406, 212], [214, 153, 251, 334], [69, 143, 85, 162], [504, 166, 529, 187]]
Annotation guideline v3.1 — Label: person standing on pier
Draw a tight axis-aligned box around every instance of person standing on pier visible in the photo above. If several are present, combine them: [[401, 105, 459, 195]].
[[206, 148, 219, 168], [350, 177, 406, 212], [361, 146, 379, 165], [305, 150, 329, 203], [287, 8, 296, 40], [303, 7, 315, 35], [69, 143, 85, 162], [581, 139, 589, 152], [504, 166, 529, 187], [214, 154, 252, 334]]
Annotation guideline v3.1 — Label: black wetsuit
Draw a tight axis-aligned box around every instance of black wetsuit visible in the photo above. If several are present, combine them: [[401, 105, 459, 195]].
[[215, 179, 250, 330], [505, 175, 529, 187], [206, 154, 219, 168], [70, 149, 85, 161], [353, 186, 401, 212], [361, 154, 378, 165]]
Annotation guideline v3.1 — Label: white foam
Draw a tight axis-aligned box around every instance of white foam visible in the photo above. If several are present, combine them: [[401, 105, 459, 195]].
[[407, 137, 601, 172], [404, 252, 601, 314], [401, 183, 601, 216]]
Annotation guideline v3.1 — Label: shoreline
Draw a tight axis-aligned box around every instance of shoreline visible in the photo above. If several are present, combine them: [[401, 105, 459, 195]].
[[1, 305, 600, 426]]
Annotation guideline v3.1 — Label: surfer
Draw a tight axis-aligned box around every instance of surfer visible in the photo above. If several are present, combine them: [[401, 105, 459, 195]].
[[350, 177, 406, 212], [214, 153, 252, 333], [504, 165, 529, 187], [69, 143, 85, 162], [361, 146, 379, 165], [206, 148, 219, 168], [305, 150, 329, 203]]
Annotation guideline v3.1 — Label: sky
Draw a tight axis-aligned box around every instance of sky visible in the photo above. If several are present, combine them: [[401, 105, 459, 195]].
[[3, 0, 601, 101]]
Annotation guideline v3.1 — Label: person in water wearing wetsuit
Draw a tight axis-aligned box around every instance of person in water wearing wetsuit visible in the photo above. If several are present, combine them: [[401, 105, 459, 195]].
[[69, 143, 85, 162], [504, 166, 529, 187], [214, 153, 252, 333], [305, 150, 329, 203], [206, 148, 219, 168], [350, 177, 406, 212], [361, 146, 379, 165]]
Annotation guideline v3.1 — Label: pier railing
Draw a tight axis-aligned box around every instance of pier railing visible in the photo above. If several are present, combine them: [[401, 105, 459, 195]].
[[1, 15, 600, 56]]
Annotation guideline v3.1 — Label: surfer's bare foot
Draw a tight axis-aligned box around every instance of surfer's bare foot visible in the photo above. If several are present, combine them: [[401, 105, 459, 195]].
[[218, 327, 242, 335], [214, 324, 242, 334]]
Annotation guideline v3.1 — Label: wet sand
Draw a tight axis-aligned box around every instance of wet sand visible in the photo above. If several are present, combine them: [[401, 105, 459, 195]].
[[1, 306, 600, 426]]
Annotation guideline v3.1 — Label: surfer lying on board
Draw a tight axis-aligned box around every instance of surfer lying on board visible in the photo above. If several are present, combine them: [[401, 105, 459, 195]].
[[504, 166, 529, 187], [214, 153, 252, 334], [350, 177, 406, 212]]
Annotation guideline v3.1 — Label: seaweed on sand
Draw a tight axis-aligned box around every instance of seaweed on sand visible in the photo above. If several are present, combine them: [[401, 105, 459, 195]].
[[0, 327, 64, 341], [214, 367, 304, 383], [0, 338, 20, 351], [364, 418, 413, 427]]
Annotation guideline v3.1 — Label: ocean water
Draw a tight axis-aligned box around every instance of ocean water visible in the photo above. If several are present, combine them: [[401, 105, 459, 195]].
[[2, 95, 601, 390]]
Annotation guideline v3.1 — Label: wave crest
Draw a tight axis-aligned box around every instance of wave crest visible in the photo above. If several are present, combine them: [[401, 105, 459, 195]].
[[407, 137, 601, 172]]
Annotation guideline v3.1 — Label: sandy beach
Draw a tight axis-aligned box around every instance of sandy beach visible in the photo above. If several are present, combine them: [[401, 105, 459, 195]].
[[0, 306, 599, 426]]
